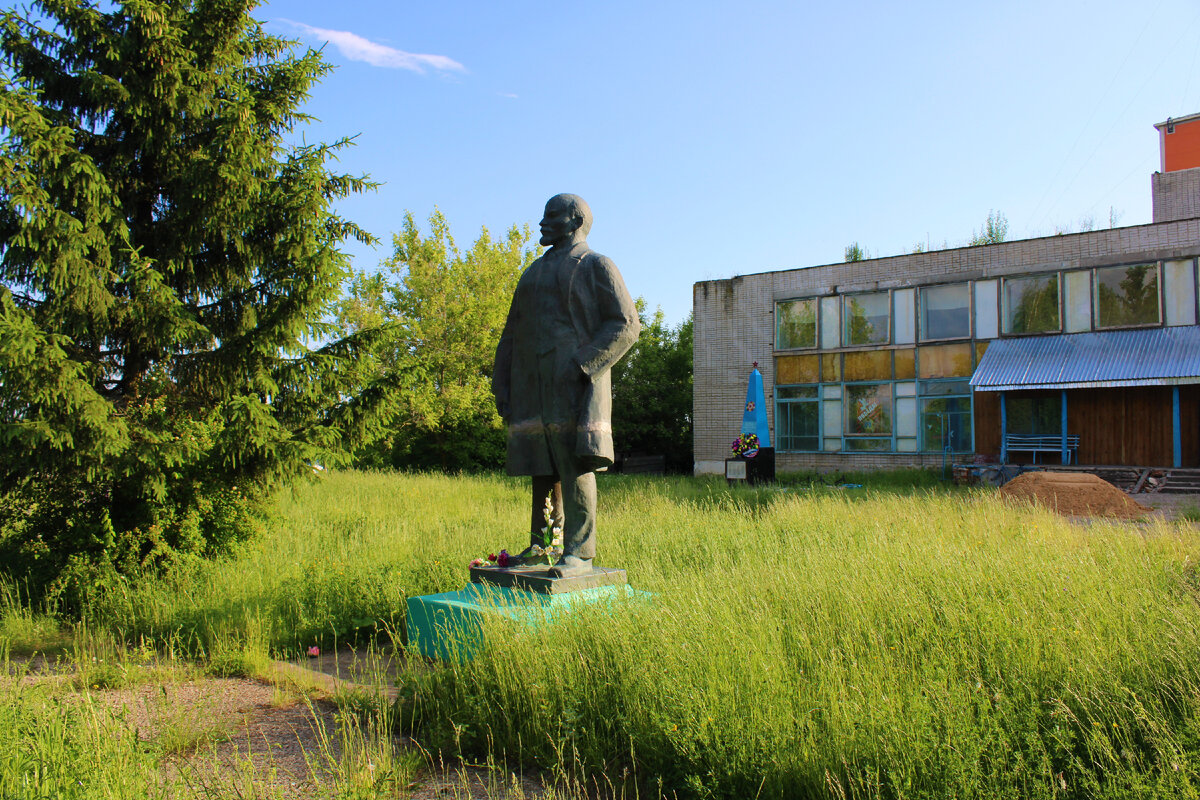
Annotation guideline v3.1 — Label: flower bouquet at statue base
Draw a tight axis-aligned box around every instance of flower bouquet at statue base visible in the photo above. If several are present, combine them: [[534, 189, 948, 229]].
[[520, 492, 564, 566], [731, 433, 760, 459], [469, 493, 563, 570]]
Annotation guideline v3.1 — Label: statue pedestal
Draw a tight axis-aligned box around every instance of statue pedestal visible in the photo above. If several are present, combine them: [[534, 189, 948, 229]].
[[468, 564, 627, 593], [406, 567, 638, 661]]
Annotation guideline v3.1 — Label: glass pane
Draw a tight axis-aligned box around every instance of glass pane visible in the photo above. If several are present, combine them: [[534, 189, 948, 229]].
[[919, 379, 971, 396], [843, 293, 890, 345], [896, 396, 918, 437], [920, 284, 971, 340], [823, 399, 842, 439], [822, 384, 842, 400], [844, 350, 893, 381], [1164, 259, 1197, 326], [777, 400, 819, 451], [896, 437, 919, 452], [1064, 270, 1092, 333], [1095, 264, 1160, 328], [824, 438, 841, 452], [776, 354, 820, 384], [820, 296, 840, 349], [894, 348, 916, 379], [776, 385, 818, 399], [974, 279, 999, 339], [918, 343, 973, 379], [922, 396, 973, 452], [1006, 395, 1061, 435], [821, 353, 841, 382], [845, 383, 892, 435], [776, 298, 817, 348], [895, 381, 917, 397], [845, 437, 891, 451], [893, 288, 916, 344], [1003, 274, 1060, 334]]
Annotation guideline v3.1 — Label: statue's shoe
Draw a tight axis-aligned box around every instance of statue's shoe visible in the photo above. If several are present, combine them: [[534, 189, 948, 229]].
[[547, 555, 593, 578]]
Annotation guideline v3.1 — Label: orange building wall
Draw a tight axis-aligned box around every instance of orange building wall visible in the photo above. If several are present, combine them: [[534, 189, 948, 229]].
[[1163, 119, 1200, 172]]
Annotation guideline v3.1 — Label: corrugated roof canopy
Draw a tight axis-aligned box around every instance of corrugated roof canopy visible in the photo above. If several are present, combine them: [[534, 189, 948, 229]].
[[970, 327, 1200, 391]]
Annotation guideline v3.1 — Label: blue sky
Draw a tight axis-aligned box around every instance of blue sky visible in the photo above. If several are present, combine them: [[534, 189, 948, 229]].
[[264, 0, 1200, 325]]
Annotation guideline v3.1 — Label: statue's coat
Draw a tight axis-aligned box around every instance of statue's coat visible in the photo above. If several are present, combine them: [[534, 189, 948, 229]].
[[492, 240, 640, 475]]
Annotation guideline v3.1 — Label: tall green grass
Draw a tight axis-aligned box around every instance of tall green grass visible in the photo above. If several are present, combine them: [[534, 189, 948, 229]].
[[8, 470, 1200, 798]]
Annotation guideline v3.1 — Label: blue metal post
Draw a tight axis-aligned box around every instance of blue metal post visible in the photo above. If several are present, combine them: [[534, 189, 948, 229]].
[[1173, 386, 1182, 469], [1000, 392, 1007, 463], [1061, 389, 1069, 465]]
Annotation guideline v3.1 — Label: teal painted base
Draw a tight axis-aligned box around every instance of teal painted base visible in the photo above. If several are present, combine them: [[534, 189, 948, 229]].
[[406, 583, 642, 661]]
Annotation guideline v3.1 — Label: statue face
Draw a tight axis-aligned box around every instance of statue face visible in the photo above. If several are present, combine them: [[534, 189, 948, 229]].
[[538, 199, 579, 247]]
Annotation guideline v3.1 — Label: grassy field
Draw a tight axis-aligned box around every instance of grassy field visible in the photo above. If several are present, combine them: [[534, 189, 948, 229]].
[[5, 470, 1200, 798]]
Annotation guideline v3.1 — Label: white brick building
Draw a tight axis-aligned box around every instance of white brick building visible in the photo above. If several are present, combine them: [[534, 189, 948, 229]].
[[694, 115, 1200, 475]]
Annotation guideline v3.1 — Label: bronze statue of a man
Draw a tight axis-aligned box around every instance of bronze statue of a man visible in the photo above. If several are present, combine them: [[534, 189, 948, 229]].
[[492, 194, 640, 578]]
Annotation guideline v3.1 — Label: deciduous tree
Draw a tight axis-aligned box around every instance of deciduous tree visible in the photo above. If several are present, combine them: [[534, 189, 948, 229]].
[[611, 304, 693, 473], [338, 210, 536, 472]]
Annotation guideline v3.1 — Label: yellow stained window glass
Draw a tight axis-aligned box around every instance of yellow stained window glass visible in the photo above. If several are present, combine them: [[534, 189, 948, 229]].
[[918, 343, 974, 379], [843, 350, 893, 381], [821, 353, 841, 382], [775, 354, 820, 384]]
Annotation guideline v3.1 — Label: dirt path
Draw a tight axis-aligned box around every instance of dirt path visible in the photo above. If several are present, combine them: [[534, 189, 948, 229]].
[[8, 654, 549, 800]]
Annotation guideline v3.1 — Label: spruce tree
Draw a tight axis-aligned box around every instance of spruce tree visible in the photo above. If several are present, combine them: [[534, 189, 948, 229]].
[[0, 0, 396, 597]]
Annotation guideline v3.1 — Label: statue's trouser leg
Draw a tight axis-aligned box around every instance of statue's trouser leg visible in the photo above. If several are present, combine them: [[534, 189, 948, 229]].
[[548, 436, 596, 560], [529, 477, 564, 544]]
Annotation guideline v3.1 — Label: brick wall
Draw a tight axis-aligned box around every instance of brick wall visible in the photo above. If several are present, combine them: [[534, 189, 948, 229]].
[[1152, 168, 1200, 223], [693, 218, 1200, 472], [695, 452, 951, 475]]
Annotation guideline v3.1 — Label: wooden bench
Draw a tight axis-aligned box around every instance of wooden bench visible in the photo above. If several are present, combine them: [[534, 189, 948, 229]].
[[1004, 434, 1080, 464], [620, 455, 666, 475]]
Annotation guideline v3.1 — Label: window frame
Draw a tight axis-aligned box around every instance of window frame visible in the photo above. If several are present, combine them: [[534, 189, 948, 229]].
[[774, 297, 820, 351], [1092, 262, 1163, 330], [917, 380, 974, 453], [843, 381, 894, 440], [774, 384, 821, 452], [918, 282, 973, 342], [1001, 272, 1063, 337], [842, 291, 893, 348]]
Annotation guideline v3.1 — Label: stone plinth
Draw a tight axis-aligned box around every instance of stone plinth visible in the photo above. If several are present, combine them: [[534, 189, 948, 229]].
[[469, 564, 627, 594], [406, 581, 639, 661]]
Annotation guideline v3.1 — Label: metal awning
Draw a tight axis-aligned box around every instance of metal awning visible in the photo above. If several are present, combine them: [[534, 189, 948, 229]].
[[970, 327, 1200, 391]]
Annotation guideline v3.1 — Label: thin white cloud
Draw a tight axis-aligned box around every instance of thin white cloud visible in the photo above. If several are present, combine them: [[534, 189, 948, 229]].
[[278, 19, 465, 74], [498, 92, 519, 99]]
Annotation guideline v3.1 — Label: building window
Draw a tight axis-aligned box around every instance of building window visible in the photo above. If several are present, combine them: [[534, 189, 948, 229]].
[[845, 383, 892, 436], [1007, 394, 1061, 435], [919, 283, 971, 340], [1094, 264, 1160, 328], [843, 292, 890, 345], [1003, 274, 1060, 335], [919, 380, 973, 453], [776, 386, 819, 451], [775, 298, 818, 349]]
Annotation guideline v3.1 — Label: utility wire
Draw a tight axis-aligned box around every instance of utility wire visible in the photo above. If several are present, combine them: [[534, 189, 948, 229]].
[[1038, 5, 1200, 231], [1026, 0, 1163, 229]]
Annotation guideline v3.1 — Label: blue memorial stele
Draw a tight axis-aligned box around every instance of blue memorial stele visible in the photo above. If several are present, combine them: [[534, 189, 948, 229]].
[[742, 366, 771, 447], [728, 363, 775, 484]]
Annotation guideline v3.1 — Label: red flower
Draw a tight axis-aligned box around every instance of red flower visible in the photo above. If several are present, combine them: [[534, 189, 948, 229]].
[[497, 549, 511, 568]]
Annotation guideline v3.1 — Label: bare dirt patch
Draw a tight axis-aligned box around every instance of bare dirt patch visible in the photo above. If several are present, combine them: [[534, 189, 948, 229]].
[[1000, 471, 1150, 519], [50, 666, 550, 799]]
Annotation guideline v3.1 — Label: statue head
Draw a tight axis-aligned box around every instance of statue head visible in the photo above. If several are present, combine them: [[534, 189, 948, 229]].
[[539, 193, 592, 247]]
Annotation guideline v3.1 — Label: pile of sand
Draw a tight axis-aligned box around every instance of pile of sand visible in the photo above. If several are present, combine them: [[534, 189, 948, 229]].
[[998, 471, 1149, 519]]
